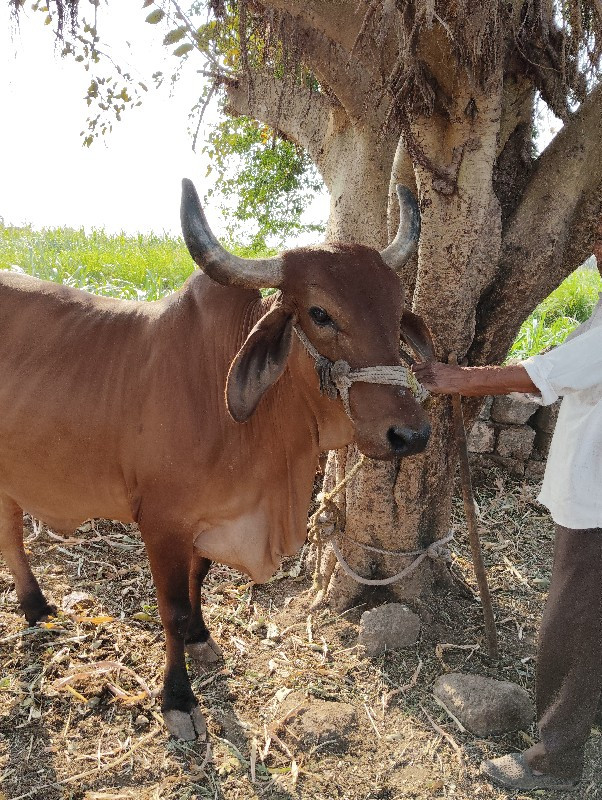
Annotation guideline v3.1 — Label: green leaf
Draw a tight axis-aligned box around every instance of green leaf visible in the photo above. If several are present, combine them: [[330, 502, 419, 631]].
[[163, 26, 187, 46], [173, 43, 194, 57], [145, 9, 165, 24], [132, 611, 157, 622]]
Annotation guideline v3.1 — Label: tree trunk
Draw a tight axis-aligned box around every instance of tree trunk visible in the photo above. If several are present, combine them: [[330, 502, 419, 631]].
[[315, 78, 504, 610]]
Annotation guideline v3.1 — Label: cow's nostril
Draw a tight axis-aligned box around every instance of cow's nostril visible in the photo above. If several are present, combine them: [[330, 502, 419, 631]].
[[387, 423, 431, 456]]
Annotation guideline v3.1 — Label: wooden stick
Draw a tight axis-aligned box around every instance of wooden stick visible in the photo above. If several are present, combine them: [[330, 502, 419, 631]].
[[449, 353, 499, 659]]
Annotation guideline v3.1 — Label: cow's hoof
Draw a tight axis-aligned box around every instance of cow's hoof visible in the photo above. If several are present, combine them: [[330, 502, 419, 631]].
[[163, 706, 207, 740], [186, 636, 223, 668], [25, 602, 57, 627]]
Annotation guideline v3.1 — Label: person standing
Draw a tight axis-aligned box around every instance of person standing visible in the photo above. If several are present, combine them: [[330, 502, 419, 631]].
[[413, 255, 602, 792]]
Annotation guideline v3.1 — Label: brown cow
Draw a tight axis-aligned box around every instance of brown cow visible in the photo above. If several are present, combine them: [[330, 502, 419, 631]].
[[0, 179, 432, 739]]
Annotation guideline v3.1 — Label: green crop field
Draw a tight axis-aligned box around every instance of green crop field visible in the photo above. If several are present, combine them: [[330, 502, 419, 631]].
[[1, 223, 600, 357], [0, 224, 195, 301], [507, 262, 601, 360]]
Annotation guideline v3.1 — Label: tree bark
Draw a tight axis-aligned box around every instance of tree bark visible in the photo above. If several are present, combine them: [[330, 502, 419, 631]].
[[471, 82, 602, 366]]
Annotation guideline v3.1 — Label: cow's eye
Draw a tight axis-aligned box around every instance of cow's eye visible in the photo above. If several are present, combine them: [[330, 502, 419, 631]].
[[309, 306, 333, 327]]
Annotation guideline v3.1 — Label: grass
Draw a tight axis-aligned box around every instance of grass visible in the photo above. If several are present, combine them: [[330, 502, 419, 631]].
[[507, 263, 601, 360], [1, 223, 600, 357], [0, 224, 194, 301]]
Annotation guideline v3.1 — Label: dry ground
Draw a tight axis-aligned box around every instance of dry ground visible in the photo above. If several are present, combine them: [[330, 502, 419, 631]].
[[1, 472, 601, 800]]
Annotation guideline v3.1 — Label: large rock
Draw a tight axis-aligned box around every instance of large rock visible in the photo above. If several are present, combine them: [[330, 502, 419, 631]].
[[525, 460, 547, 481], [359, 603, 421, 657], [433, 673, 534, 736], [533, 428, 554, 460], [496, 425, 536, 460], [467, 421, 496, 454], [491, 394, 539, 425]]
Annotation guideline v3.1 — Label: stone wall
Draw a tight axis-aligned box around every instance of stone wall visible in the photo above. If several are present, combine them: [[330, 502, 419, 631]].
[[468, 394, 561, 481]]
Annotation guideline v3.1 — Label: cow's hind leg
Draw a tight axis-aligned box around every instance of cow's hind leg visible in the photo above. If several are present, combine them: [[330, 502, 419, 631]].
[[0, 495, 56, 625], [140, 525, 206, 740], [185, 551, 223, 668]]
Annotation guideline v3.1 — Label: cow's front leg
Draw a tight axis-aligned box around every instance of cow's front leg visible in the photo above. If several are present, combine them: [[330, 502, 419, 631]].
[[140, 526, 206, 740], [185, 551, 223, 668], [0, 494, 56, 625]]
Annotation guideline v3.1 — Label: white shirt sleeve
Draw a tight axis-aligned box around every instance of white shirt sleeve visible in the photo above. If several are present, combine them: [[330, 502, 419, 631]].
[[521, 326, 602, 406]]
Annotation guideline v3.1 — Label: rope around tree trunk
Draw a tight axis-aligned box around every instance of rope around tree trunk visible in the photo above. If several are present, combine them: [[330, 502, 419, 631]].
[[307, 455, 454, 589]]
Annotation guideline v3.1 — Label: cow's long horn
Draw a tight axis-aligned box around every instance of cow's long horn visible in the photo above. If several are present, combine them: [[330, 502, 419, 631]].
[[380, 185, 421, 273], [180, 178, 284, 289]]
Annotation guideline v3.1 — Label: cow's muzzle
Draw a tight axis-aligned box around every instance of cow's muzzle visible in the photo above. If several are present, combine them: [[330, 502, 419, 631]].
[[387, 422, 431, 457]]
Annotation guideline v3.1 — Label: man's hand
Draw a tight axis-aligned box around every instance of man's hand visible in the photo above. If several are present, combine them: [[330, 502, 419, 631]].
[[412, 362, 475, 395], [412, 362, 539, 397]]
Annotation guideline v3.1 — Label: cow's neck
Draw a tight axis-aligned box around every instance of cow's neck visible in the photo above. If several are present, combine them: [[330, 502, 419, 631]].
[[176, 277, 352, 581]]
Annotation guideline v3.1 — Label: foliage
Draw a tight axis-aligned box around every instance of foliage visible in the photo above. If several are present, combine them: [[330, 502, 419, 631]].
[[203, 114, 324, 252], [507, 264, 602, 360], [0, 223, 194, 301], [0, 221, 283, 299], [14, 1, 325, 250], [0, 223, 279, 299], [21, 2, 150, 147]]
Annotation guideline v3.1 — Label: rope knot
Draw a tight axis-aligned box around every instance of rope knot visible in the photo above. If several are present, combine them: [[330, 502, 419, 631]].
[[425, 531, 454, 562], [316, 357, 338, 399], [330, 360, 352, 391]]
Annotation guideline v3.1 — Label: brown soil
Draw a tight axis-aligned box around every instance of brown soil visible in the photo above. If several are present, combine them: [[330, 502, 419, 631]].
[[1, 471, 601, 800]]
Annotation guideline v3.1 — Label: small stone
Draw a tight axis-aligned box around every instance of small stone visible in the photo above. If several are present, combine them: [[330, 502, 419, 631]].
[[61, 591, 94, 612], [525, 460, 547, 482], [477, 396, 493, 421], [532, 401, 561, 433], [496, 425, 536, 460], [359, 603, 421, 657], [491, 394, 540, 425], [433, 672, 534, 736], [265, 622, 280, 640], [489, 454, 525, 478], [135, 714, 150, 727], [291, 699, 356, 753], [467, 421, 496, 454]]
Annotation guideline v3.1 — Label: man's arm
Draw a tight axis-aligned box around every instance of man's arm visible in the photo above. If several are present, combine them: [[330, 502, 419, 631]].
[[412, 362, 539, 397]]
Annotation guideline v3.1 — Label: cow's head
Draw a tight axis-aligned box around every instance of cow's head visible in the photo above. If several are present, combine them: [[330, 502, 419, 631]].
[[181, 179, 433, 460]]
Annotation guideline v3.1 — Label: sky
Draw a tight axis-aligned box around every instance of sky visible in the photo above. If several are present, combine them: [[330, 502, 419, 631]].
[[0, 2, 330, 239]]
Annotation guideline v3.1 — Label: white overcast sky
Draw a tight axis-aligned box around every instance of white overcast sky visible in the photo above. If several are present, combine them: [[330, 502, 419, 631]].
[[0, 1, 328, 238]]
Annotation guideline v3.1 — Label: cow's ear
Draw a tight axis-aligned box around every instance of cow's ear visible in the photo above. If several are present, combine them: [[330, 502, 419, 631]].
[[226, 305, 295, 422], [400, 310, 436, 361]]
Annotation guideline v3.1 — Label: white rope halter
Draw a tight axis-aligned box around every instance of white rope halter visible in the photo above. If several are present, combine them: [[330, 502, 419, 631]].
[[294, 326, 429, 417]]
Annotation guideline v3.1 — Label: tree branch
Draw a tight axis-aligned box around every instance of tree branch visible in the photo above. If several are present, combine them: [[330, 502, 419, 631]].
[[224, 66, 335, 166], [256, 0, 366, 54], [470, 82, 602, 365], [254, 3, 390, 125]]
